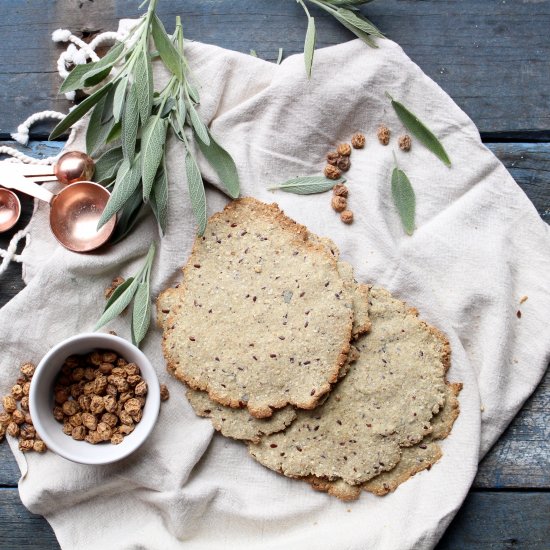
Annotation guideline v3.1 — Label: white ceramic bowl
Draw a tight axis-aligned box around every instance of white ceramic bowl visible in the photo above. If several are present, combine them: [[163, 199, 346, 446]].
[[29, 333, 160, 465]]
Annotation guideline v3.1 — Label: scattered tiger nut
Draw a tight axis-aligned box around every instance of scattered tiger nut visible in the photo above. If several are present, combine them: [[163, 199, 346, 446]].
[[19, 439, 34, 452], [33, 440, 47, 453], [331, 196, 347, 213], [351, 133, 365, 149], [7, 422, 20, 438], [340, 210, 354, 224], [20, 425, 36, 440], [337, 143, 352, 157], [0, 424, 6, 442], [377, 125, 390, 145], [11, 410, 25, 425], [398, 134, 412, 151], [24, 413, 33, 425], [337, 156, 351, 172], [3, 395, 17, 414], [22, 382, 31, 396], [326, 151, 340, 166], [333, 183, 348, 197], [160, 385, 170, 402], [20, 363, 36, 379], [11, 385, 24, 401], [324, 164, 341, 180], [0, 412, 11, 424]]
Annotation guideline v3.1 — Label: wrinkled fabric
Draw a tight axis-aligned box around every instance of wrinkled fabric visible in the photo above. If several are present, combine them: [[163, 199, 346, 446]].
[[1, 20, 549, 550]]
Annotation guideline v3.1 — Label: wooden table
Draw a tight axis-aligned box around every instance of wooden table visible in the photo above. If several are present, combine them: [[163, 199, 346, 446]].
[[1, 1, 548, 548]]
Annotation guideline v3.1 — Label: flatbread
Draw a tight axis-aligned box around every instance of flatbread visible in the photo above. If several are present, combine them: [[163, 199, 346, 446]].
[[249, 286, 450, 486], [160, 198, 354, 418]]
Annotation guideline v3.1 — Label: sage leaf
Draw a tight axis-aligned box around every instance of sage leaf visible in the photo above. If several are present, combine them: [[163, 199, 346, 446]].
[[97, 157, 142, 229], [111, 187, 145, 244], [83, 67, 113, 89], [132, 280, 151, 346], [106, 121, 122, 143], [94, 276, 140, 330], [60, 42, 124, 93], [135, 51, 153, 123], [334, 8, 384, 37], [103, 277, 135, 312], [186, 81, 200, 104], [160, 97, 176, 118], [332, 15, 377, 47], [304, 17, 316, 78], [195, 129, 240, 199], [112, 77, 127, 123], [269, 175, 344, 194], [152, 14, 183, 81], [150, 164, 169, 233], [188, 103, 210, 145], [50, 83, 113, 139], [391, 164, 416, 235], [93, 146, 123, 183], [277, 48, 284, 65], [122, 84, 139, 161], [185, 152, 207, 235], [387, 93, 451, 167], [141, 117, 168, 200], [85, 95, 115, 156]]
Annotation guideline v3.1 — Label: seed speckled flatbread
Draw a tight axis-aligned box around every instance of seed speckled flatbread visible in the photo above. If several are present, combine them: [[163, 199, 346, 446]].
[[308, 381, 462, 500], [249, 286, 450, 487], [160, 198, 354, 418]]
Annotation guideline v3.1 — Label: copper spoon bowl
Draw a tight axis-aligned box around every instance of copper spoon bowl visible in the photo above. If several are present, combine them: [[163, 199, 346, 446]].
[[0, 188, 21, 232], [1, 178, 115, 253]]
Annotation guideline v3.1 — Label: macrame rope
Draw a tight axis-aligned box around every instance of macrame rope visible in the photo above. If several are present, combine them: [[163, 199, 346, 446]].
[[0, 26, 125, 275], [0, 230, 29, 276]]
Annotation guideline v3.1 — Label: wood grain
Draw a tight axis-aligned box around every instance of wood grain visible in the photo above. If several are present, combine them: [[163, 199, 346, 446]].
[[1, 0, 549, 138], [0, 488, 547, 550]]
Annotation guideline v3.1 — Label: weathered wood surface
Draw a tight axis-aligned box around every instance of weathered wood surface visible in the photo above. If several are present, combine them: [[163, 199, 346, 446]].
[[0, 488, 548, 550], [1, 0, 550, 139]]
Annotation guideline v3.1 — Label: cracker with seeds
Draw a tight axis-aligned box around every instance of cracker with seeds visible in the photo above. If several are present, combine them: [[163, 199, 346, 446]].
[[160, 198, 354, 418], [249, 286, 450, 487]]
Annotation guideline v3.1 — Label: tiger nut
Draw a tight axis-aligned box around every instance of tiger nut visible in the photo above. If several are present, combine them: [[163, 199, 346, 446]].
[[331, 196, 347, 213]]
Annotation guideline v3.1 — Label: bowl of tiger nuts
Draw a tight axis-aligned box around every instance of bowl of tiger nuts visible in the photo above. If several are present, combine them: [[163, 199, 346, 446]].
[[29, 333, 160, 465]]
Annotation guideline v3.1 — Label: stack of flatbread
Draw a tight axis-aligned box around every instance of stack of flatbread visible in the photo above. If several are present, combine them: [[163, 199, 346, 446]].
[[157, 198, 461, 500]]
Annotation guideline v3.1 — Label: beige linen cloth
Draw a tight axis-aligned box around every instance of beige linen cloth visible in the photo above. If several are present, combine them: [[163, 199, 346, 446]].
[[1, 20, 549, 549]]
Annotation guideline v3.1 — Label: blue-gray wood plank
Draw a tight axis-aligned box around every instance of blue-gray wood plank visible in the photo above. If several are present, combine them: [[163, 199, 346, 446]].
[[0, 0, 549, 548]]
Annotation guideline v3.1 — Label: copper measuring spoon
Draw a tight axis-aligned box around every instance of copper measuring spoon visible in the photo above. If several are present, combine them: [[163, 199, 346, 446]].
[[1, 173, 115, 253], [0, 188, 21, 232]]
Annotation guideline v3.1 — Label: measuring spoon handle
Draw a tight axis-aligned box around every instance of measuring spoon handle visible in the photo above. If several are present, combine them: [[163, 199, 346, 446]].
[[1, 174, 55, 204]]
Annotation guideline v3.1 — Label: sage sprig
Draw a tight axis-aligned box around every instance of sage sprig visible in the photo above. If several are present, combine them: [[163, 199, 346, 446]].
[[50, 0, 240, 241], [94, 242, 156, 346], [298, 0, 383, 72], [390, 152, 416, 235], [269, 175, 345, 194], [386, 93, 451, 167]]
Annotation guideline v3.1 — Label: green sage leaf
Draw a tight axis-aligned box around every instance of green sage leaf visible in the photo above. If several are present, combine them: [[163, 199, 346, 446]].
[[93, 146, 123, 183], [85, 95, 115, 156], [268, 176, 344, 194], [334, 8, 384, 38], [97, 157, 142, 229], [103, 277, 135, 313], [185, 152, 207, 235], [111, 187, 145, 244], [112, 76, 127, 123], [106, 121, 122, 143], [141, 117, 168, 200], [195, 128, 240, 199], [122, 84, 139, 161], [332, 15, 377, 47], [391, 165, 416, 235], [132, 280, 151, 346], [152, 14, 183, 81], [186, 81, 200, 104], [150, 164, 169, 233], [188, 103, 210, 145], [134, 51, 153, 124], [387, 93, 451, 167], [277, 47, 284, 65], [49, 83, 113, 139], [94, 276, 140, 330], [304, 17, 316, 78], [60, 42, 124, 93]]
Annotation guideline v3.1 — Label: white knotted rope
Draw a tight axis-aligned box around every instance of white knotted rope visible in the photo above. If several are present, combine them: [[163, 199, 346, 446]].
[[0, 27, 125, 276]]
